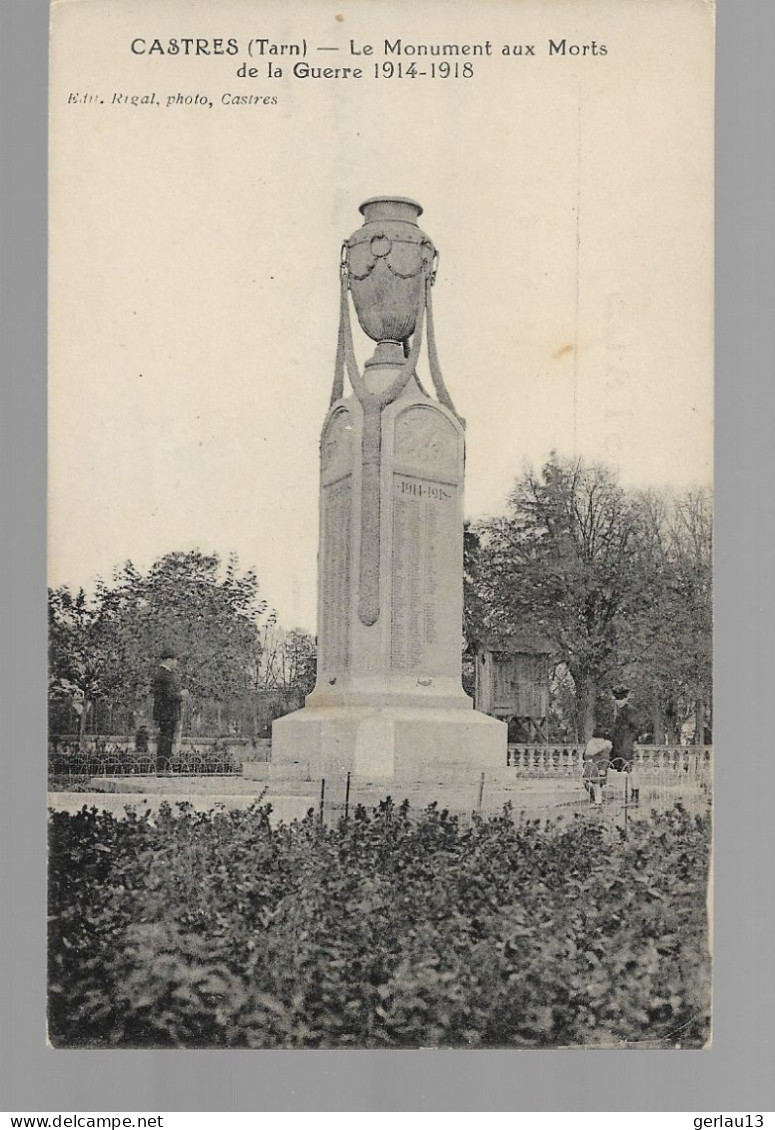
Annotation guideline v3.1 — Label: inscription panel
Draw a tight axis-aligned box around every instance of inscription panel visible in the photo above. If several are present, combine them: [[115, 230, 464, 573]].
[[319, 476, 351, 671], [390, 475, 460, 674]]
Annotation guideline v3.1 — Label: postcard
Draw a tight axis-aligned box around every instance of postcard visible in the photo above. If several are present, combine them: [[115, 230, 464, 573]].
[[48, 0, 714, 1049]]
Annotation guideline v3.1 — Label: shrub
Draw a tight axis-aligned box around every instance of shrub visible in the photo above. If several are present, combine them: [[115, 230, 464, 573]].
[[48, 800, 711, 1048]]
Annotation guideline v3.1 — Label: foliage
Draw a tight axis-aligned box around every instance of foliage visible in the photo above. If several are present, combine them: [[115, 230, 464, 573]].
[[624, 489, 713, 742], [469, 456, 644, 739], [49, 551, 288, 733], [467, 456, 713, 740], [106, 551, 269, 706], [48, 584, 127, 741], [254, 619, 317, 701], [48, 801, 711, 1049]]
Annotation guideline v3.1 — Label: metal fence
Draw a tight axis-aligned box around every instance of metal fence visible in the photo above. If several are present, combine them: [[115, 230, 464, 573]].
[[48, 741, 255, 777]]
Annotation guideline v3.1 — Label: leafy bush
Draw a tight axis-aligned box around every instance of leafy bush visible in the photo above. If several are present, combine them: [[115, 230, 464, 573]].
[[48, 800, 711, 1048]]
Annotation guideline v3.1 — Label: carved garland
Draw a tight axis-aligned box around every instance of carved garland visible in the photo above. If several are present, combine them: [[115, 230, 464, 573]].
[[330, 247, 463, 627]]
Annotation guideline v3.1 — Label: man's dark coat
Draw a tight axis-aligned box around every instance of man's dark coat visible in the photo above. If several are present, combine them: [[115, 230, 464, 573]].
[[151, 665, 182, 728]]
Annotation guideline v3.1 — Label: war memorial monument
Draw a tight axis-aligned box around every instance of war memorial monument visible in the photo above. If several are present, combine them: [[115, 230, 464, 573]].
[[267, 198, 506, 782]]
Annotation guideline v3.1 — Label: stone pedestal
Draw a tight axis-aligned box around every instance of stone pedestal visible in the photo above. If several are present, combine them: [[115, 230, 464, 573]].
[[271, 353, 506, 781]]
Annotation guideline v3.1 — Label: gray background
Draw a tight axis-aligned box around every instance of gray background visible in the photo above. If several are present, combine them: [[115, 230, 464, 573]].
[[1, 0, 773, 1112]]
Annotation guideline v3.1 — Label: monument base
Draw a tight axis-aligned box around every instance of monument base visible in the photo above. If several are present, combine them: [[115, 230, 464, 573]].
[[266, 704, 507, 782]]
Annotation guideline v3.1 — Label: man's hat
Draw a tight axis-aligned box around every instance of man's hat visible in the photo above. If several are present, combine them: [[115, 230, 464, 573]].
[[159, 644, 177, 660], [612, 685, 630, 700]]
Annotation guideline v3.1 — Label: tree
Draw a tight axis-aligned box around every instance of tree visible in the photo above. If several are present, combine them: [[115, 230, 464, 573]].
[[469, 455, 647, 740], [254, 619, 317, 702], [625, 488, 712, 742], [467, 458, 713, 743], [109, 551, 270, 710], [463, 522, 489, 645], [49, 551, 273, 736], [48, 583, 126, 743]]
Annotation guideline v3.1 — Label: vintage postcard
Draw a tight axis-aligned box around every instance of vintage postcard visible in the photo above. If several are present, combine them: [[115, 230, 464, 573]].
[[48, 0, 714, 1048]]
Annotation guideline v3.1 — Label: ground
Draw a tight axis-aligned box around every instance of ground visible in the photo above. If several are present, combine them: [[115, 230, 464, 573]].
[[47, 769, 708, 825]]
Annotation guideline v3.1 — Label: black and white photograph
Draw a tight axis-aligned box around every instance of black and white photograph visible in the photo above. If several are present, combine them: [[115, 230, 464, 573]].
[[47, 0, 714, 1050]]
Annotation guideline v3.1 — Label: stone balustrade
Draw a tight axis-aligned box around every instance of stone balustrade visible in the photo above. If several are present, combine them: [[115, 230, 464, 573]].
[[507, 744, 712, 778]]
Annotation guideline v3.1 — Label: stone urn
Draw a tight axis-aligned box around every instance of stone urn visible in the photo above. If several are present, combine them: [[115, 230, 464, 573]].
[[344, 197, 436, 344]]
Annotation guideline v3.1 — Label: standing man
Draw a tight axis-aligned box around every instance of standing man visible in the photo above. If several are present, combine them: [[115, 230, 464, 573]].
[[152, 646, 182, 774]]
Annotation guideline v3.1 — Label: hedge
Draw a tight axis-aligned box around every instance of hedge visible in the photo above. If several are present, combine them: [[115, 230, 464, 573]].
[[48, 799, 711, 1048]]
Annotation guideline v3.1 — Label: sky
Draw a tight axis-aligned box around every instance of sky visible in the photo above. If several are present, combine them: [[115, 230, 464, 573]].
[[49, 0, 714, 632]]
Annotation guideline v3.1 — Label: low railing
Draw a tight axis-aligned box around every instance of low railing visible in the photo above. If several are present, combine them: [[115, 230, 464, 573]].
[[47, 741, 266, 778], [507, 744, 712, 778]]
